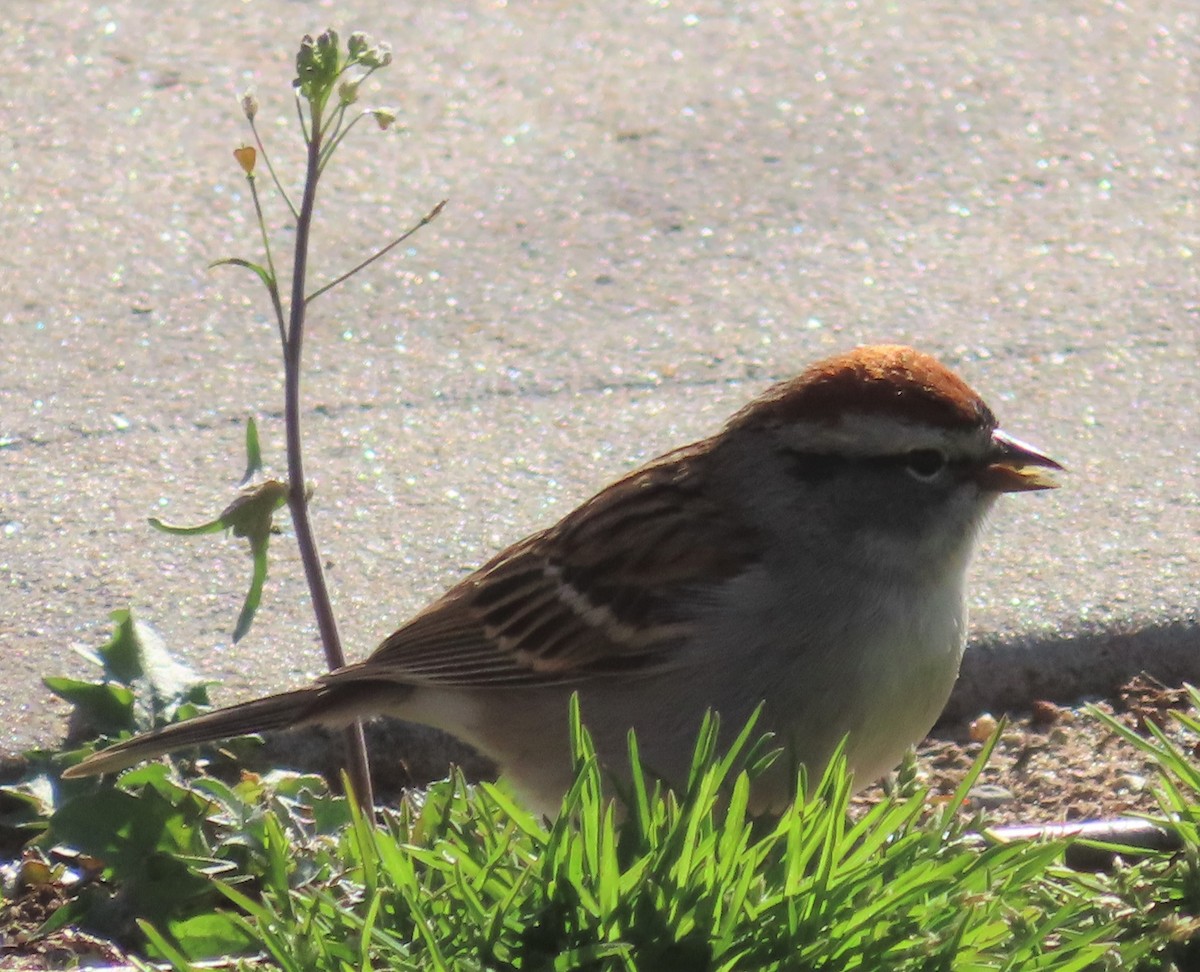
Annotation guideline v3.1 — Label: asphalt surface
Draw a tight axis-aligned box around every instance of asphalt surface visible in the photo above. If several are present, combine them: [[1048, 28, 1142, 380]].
[[1, 2, 1196, 762]]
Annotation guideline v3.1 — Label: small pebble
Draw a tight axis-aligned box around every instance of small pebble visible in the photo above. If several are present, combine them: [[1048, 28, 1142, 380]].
[[969, 713, 998, 742], [1030, 699, 1061, 727], [1119, 774, 1147, 793], [968, 784, 1016, 809]]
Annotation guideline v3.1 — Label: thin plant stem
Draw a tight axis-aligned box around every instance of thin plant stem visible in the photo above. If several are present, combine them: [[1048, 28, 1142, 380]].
[[317, 65, 382, 174], [318, 109, 356, 173], [248, 118, 298, 221], [284, 97, 375, 813], [318, 112, 371, 177], [294, 91, 311, 147], [245, 174, 287, 352], [318, 105, 349, 166], [307, 199, 447, 305]]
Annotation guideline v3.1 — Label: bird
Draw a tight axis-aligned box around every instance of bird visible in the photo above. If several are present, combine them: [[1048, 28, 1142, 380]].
[[64, 344, 1061, 816]]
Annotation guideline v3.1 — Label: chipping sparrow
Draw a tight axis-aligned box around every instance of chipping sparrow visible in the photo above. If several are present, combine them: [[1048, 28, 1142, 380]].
[[64, 345, 1061, 815]]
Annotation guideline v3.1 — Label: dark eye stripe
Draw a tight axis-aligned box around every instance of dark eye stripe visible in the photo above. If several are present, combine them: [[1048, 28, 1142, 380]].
[[782, 451, 850, 483], [783, 448, 959, 484]]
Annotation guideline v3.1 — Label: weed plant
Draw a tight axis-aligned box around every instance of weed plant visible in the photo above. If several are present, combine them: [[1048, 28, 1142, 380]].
[[1, 28, 1197, 972]]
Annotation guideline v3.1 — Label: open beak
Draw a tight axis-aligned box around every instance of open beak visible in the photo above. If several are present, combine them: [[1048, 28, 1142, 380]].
[[976, 430, 1063, 493]]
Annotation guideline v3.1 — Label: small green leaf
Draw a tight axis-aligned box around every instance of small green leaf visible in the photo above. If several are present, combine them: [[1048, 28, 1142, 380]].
[[232, 534, 269, 643], [150, 480, 288, 542], [224, 480, 289, 641], [149, 483, 288, 643], [148, 515, 226, 536], [240, 415, 263, 486], [165, 911, 258, 962], [208, 256, 275, 293]]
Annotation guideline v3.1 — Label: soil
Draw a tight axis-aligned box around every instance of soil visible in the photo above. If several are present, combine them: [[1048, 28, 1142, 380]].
[[1, 674, 1194, 968], [855, 673, 1197, 828]]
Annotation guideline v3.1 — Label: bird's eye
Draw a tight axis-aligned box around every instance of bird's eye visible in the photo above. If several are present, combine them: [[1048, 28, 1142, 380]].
[[904, 449, 948, 481]]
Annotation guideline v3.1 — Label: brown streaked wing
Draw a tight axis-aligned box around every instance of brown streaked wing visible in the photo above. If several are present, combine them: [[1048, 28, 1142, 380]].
[[339, 443, 762, 689]]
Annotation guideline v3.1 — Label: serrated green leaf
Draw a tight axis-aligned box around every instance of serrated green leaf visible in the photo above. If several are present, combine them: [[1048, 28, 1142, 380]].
[[49, 789, 215, 929], [89, 610, 199, 708], [43, 677, 135, 733], [95, 608, 147, 683]]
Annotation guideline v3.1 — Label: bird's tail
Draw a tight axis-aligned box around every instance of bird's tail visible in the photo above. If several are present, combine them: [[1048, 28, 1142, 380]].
[[61, 684, 344, 778]]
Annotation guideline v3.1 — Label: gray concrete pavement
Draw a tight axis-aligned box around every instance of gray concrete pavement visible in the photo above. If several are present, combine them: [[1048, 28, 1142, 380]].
[[1, 1, 1196, 759]]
